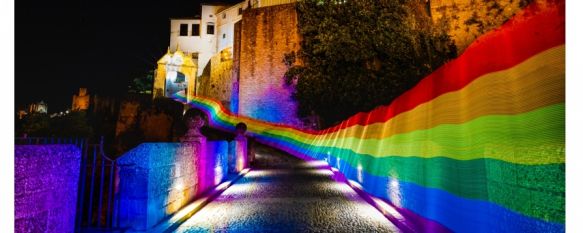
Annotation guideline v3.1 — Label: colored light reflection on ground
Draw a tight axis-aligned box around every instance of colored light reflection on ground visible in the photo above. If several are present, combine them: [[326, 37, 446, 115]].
[[173, 145, 399, 233]]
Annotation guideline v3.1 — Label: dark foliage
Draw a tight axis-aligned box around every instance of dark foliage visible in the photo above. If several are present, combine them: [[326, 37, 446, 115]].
[[285, 0, 457, 127], [128, 70, 154, 94], [19, 113, 51, 137], [18, 111, 93, 137], [51, 111, 94, 137]]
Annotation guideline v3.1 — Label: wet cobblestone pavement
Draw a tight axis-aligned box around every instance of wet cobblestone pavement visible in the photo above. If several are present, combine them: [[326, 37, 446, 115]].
[[173, 145, 399, 233]]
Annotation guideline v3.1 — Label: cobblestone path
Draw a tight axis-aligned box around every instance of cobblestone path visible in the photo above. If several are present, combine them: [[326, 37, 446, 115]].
[[173, 145, 399, 233]]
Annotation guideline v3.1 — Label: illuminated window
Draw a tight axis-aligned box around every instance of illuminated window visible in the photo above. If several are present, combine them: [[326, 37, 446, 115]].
[[191, 24, 200, 36], [179, 24, 188, 36], [207, 23, 215, 35]]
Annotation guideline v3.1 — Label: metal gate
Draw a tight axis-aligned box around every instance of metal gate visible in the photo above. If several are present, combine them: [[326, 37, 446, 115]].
[[76, 137, 119, 232]]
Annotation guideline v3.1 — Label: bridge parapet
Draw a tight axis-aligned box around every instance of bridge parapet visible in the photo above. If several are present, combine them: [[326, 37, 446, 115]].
[[116, 138, 249, 232]]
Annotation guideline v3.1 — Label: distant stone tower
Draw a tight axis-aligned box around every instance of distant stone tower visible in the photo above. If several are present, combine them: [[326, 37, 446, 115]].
[[72, 88, 90, 111], [29, 101, 48, 114]]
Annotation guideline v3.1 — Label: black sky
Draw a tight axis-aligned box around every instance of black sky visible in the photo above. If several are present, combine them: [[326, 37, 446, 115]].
[[15, 0, 239, 113]]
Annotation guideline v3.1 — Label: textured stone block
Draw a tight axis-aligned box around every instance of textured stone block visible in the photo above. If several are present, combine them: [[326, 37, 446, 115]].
[[116, 141, 235, 232], [15, 211, 48, 233], [15, 145, 81, 233]]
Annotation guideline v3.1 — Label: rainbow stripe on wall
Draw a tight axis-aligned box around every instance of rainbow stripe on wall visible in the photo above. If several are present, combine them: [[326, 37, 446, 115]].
[[174, 0, 565, 232]]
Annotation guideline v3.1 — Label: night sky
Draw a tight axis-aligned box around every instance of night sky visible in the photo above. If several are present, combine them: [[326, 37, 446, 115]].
[[15, 0, 239, 113]]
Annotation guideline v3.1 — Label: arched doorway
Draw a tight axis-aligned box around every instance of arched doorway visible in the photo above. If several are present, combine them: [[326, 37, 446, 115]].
[[165, 71, 187, 97]]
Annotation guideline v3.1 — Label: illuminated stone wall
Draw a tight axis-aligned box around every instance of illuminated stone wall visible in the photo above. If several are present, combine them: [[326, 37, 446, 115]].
[[139, 110, 174, 142], [114, 95, 150, 153], [116, 140, 241, 231], [198, 51, 235, 107], [114, 98, 142, 138], [238, 3, 302, 127], [430, 0, 539, 53], [231, 21, 242, 114], [15, 145, 81, 233], [114, 95, 186, 153], [72, 88, 90, 111]]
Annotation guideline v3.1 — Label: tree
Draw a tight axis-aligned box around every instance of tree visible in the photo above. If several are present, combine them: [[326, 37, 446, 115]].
[[286, 0, 456, 127], [20, 113, 51, 136], [128, 70, 154, 94], [51, 111, 94, 137]]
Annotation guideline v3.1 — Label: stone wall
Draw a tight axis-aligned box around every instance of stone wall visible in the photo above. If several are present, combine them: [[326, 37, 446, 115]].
[[238, 3, 302, 127], [114, 95, 184, 153], [199, 52, 235, 107], [15, 145, 81, 233], [139, 110, 173, 142], [114, 95, 149, 153], [114, 97, 146, 138], [430, 0, 536, 53], [230, 21, 242, 114], [116, 139, 242, 232]]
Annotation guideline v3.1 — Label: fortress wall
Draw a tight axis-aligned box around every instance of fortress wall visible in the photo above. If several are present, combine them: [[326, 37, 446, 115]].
[[238, 4, 302, 127]]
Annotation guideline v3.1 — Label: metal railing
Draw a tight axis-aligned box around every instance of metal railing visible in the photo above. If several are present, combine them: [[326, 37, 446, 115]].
[[76, 137, 119, 232], [15, 137, 86, 148]]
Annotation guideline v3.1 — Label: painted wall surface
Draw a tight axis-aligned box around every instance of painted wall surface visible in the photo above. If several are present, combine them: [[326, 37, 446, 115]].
[[174, 0, 565, 231], [170, 15, 217, 77], [15, 145, 81, 233], [167, 3, 244, 79], [238, 4, 302, 127], [116, 140, 238, 231], [216, 3, 243, 54]]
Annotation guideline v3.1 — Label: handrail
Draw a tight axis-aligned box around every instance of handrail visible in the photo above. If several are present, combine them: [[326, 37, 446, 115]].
[[15, 136, 87, 148]]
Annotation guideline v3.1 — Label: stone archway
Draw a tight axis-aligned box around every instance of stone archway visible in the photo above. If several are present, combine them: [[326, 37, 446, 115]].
[[153, 49, 197, 101]]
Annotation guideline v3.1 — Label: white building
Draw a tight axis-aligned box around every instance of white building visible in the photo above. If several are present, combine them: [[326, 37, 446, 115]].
[[169, 2, 246, 76], [167, 0, 297, 76], [155, 0, 299, 102]]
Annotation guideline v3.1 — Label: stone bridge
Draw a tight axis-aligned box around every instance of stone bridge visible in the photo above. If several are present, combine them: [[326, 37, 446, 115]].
[[14, 1, 564, 232]]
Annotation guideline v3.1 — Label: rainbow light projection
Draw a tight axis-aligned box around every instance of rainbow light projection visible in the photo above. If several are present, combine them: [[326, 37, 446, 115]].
[[173, 0, 564, 232]]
